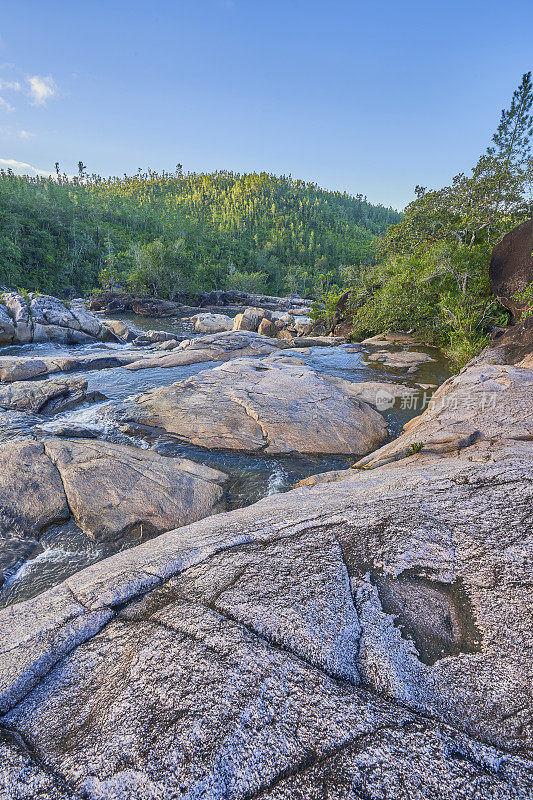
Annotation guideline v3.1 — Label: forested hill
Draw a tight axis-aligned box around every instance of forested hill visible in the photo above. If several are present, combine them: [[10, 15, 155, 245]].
[[0, 169, 401, 297]]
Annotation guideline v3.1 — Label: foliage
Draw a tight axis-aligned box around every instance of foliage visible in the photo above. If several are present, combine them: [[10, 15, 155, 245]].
[[310, 287, 342, 327], [0, 168, 400, 298], [226, 270, 268, 294], [343, 73, 533, 370], [514, 281, 533, 318], [406, 441, 425, 455]]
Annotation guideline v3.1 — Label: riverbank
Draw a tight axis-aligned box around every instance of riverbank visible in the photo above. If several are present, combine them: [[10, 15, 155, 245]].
[[0, 298, 451, 608], [0, 327, 531, 798], [0, 250, 531, 800]]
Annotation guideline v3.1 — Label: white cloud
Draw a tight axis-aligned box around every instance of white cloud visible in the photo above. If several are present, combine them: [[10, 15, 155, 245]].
[[27, 74, 57, 106], [0, 79, 22, 91], [0, 158, 74, 179], [0, 96, 14, 112], [0, 158, 54, 177], [19, 129, 34, 139]]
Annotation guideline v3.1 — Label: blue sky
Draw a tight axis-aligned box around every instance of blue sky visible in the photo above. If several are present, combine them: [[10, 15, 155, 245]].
[[0, 0, 531, 209]]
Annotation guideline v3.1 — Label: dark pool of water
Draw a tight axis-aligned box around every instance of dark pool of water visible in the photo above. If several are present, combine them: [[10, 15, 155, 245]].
[[0, 317, 451, 607]]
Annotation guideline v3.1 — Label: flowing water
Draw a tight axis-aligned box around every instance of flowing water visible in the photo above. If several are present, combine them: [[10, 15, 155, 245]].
[[0, 313, 451, 607]]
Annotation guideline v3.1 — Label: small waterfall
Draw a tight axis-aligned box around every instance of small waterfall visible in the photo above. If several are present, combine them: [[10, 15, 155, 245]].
[[267, 463, 288, 495]]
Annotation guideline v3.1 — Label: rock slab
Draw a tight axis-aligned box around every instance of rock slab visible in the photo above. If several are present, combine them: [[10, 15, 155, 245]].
[[121, 356, 389, 455], [0, 439, 531, 798], [0, 438, 228, 584]]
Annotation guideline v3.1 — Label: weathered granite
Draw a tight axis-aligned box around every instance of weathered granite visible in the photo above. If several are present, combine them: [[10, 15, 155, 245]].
[[89, 293, 183, 316], [153, 338, 178, 351], [0, 293, 109, 345], [0, 728, 81, 800], [124, 330, 346, 371], [0, 438, 531, 798], [42, 438, 228, 542], [119, 356, 389, 455], [0, 352, 141, 383], [0, 438, 228, 587], [124, 330, 285, 371], [0, 305, 15, 346], [355, 361, 533, 468], [101, 318, 137, 342], [332, 379, 420, 409], [232, 308, 260, 331], [0, 378, 102, 414], [257, 317, 278, 337], [193, 313, 234, 333], [0, 440, 70, 579]]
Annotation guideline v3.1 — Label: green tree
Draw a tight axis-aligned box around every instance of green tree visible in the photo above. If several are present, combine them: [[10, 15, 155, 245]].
[[349, 73, 532, 369]]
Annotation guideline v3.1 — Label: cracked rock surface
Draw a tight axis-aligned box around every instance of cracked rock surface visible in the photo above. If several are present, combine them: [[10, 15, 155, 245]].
[[356, 360, 533, 468], [0, 377, 100, 414], [0, 438, 228, 583], [118, 356, 389, 455], [0, 316, 531, 799], [0, 292, 109, 347], [0, 728, 81, 800], [0, 428, 531, 797]]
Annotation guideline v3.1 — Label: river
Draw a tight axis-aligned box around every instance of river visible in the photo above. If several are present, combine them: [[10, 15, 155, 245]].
[[0, 313, 450, 607]]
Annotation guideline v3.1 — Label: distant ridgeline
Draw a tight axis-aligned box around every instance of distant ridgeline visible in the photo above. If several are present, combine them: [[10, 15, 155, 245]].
[[0, 169, 401, 297]]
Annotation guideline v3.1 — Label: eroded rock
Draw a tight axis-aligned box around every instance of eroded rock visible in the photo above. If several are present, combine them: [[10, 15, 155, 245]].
[[193, 313, 234, 333], [334, 379, 420, 409], [0, 305, 15, 346], [0, 293, 107, 345], [101, 318, 137, 342], [0, 437, 228, 588], [356, 361, 533, 468], [257, 317, 278, 337], [0, 440, 531, 797], [120, 356, 389, 455], [0, 378, 101, 415], [124, 330, 284, 371], [0, 440, 70, 580], [42, 438, 228, 542]]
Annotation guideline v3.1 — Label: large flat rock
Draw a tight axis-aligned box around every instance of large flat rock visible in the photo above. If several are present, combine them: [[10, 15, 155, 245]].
[[119, 356, 389, 455], [124, 330, 346, 372], [124, 330, 284, 371], [355, 361, 533, 468], [42, 438, 228, 542], [0, 352, 141, 383], [0, 378, 99, 414], [0, 438, 531, 798], [0, 438, 228, 585], [0, 440, 70, 579]]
